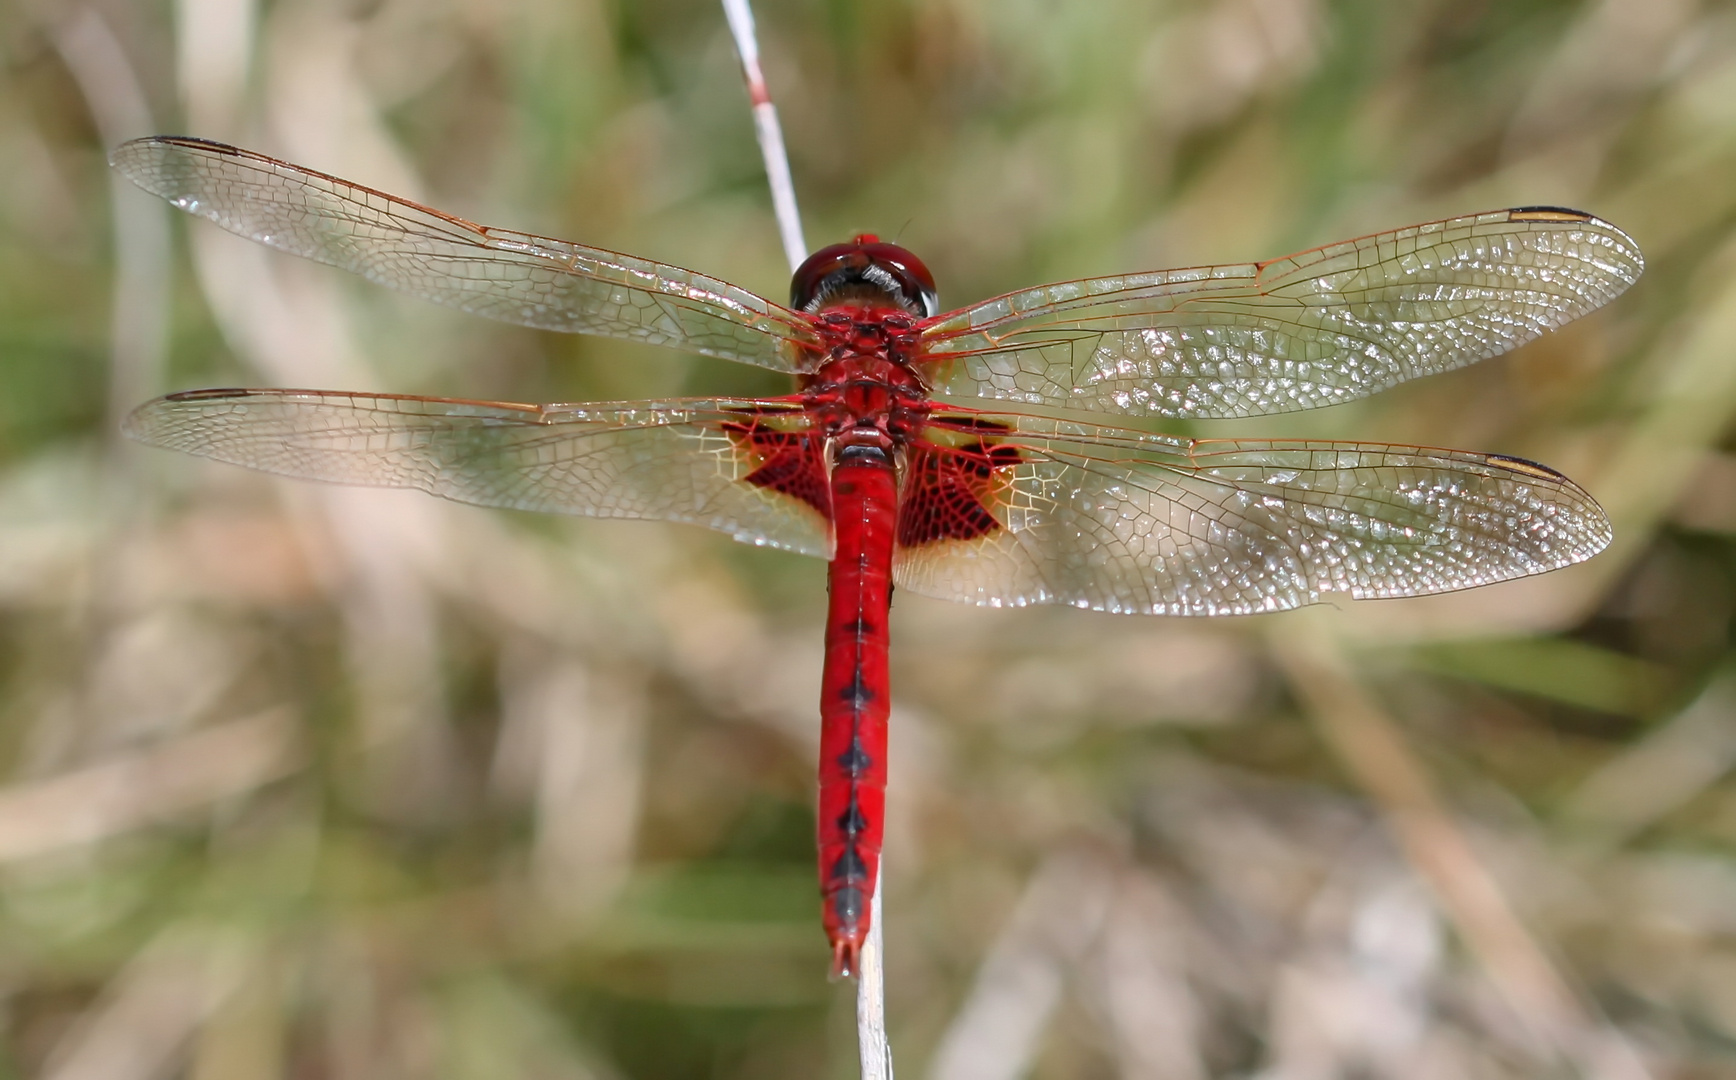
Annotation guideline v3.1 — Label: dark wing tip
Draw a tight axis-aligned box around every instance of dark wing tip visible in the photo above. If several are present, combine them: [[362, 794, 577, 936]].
[[1481, 452, 1571, 482], [119, 395, 171, 444], [162, 387, 264, 403], [1506, 206, 1598, 223], [1481, 452, 1614, 557], [1505, 206, 1645, 281], [110, 134, 235, 169], [122, 387, 268, 445]]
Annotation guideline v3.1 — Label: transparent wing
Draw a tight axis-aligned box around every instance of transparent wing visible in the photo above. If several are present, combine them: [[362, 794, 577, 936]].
[[124, 389, 833, 557], [920, 208, 1642, 418], [110, 137, 820, 371], [893, 409, 1610, 615]]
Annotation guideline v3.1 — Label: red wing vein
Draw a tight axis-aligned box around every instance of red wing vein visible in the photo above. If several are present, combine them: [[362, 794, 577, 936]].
[[894, 417, 1611, 615], [124, 390, 833, 557], [920, 209, 1642, 419], [109, 137, 820, 371]]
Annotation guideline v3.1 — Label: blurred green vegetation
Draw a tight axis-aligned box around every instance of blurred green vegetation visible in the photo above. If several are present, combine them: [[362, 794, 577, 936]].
[[2, 0, 1735, 1077]]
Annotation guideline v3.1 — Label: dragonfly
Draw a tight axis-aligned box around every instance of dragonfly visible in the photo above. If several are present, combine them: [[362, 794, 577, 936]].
[[112, 136, 1642, 978]]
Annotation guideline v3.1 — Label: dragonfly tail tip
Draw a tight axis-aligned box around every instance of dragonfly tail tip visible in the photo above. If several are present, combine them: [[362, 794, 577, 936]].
[[829, 940, 860, 981]]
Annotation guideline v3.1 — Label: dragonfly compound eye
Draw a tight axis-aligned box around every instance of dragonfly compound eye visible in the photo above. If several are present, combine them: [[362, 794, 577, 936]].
[[790, 234, 939, 319]]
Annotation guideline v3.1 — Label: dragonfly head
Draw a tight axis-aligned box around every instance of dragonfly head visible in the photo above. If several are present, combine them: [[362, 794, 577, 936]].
[[791, 234, 939, 319]]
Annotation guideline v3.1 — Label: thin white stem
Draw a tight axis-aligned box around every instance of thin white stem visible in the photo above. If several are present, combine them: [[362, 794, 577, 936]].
[[720, 0, 809, 271], [857, 873, 895, 1080], [715, 6, 895, 1076], [720, 5, 889, 1074]]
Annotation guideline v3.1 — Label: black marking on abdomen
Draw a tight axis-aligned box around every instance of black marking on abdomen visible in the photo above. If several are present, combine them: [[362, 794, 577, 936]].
[[837, 443, 891, 466], [838, 794, 868, 836], [837, 737, 872, 775], [831, 886, 866, 923], [840, 670, 875, 708], [830, 847, 868, 883]]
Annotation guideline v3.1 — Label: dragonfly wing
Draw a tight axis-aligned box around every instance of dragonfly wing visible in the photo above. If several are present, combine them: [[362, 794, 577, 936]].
[[110, 137, 819, 371], [125, 389, 833, 557], [920, 209, 1642, 418], [892, 409, 1610, 614]]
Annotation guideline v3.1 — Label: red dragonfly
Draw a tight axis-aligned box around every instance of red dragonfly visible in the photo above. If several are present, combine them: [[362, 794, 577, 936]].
[[113, 136, 1641, 978]]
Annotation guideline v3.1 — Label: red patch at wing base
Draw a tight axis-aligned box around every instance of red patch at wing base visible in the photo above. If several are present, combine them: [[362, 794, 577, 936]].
[[722, 414, 832, 521], [898, 417, 1024, 547]]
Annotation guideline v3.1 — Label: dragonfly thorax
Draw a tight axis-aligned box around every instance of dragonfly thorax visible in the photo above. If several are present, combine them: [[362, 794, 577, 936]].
[[802, 352, 931, 449]]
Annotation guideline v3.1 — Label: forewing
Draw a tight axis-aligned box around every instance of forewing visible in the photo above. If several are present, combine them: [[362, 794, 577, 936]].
[[893, 410, 1610, 614], [125, 389, 833, 557], [920, 209, 1642, 418], [110, 137, 819, 371]]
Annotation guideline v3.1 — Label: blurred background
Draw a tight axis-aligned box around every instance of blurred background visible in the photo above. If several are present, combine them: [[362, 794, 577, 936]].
[[0, 0, 1732, 1076]]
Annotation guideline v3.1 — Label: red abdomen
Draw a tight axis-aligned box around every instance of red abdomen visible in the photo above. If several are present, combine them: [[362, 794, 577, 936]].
[[816, 444, 896, 978]]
